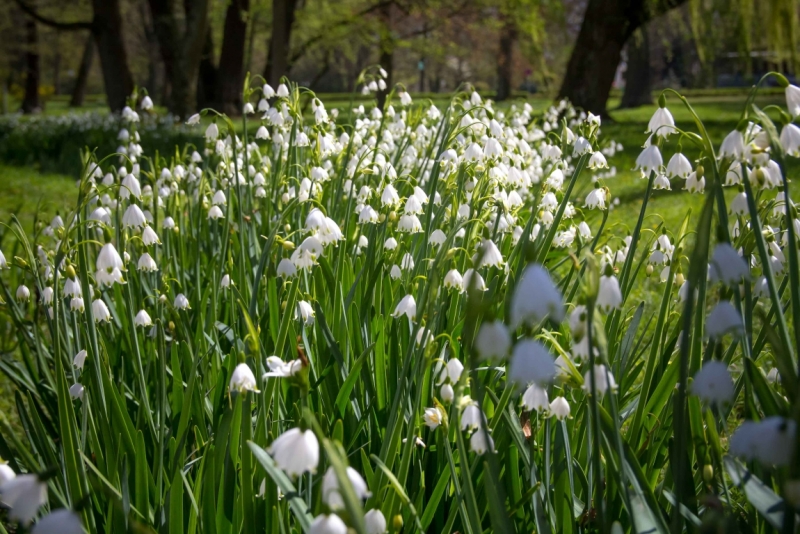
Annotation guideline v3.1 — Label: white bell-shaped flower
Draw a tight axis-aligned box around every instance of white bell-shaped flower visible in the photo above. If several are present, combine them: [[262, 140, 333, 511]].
[[269, 428, 319, 477]]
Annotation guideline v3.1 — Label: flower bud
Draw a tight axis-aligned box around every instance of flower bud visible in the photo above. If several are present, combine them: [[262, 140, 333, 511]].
[[392, 514, 404, 530], [703, 463, 714, 484]]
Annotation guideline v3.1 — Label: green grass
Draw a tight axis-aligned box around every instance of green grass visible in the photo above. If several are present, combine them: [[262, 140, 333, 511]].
[[0, 164, 78, 234]]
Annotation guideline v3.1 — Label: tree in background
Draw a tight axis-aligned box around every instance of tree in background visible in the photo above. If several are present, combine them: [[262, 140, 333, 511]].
[[20, 13, 40, 113], [69, 34, 94, 108], [14, 0, 133, 111], [147, 0, 210, 119], [216, 0, 250, 114], [265, 0, 300, 88], [619, 25, 653, 109], [558, 0, 687, 117]]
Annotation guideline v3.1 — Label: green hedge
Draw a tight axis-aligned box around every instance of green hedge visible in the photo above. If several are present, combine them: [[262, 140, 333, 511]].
[[0, 112, 202, 176]]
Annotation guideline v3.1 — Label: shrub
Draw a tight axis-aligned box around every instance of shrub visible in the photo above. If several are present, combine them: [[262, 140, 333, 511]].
[[0, 111, 200, 176]]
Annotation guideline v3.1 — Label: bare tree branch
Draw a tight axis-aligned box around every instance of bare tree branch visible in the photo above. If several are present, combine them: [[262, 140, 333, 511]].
[[12, 0, 93, 31]]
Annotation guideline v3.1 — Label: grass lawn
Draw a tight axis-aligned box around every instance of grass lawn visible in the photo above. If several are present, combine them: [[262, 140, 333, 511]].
[[0, 164, 79, 235]]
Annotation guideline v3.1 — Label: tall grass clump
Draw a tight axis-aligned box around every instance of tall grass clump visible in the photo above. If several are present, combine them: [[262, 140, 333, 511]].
[[2, 69, 800, 534]]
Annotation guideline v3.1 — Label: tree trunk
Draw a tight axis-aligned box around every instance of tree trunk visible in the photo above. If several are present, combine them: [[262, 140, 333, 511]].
[[140, 0, 164, 104], [70, 33, 94, 107], [21, 16, 40, 114], [496, 16, 516, 102], [91, 0, 135, 112], [196, 31, 217, 109], [147, 0, 210, 119], [216, 0, 249, 115], [557, 0, 686, 117], [620, 26, 653, 108], [265, 0, 298, 87], [376, 2, 393, 110], [53, 32, 61, 95]]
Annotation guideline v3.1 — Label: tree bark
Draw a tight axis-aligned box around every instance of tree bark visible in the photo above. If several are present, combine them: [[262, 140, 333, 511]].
[[21, 15, 40, 114], [216, 0, 250, 115], [53, 31, 61, 95], [557, 0, 686, 117], [91, 0, 135, 112], [376, 2, 393, 110], [495, 15, 516, 102], [620, 26, 653, 108], [70, 33, 94, 107], [196, 31, 217, 109], [265, 0, 299, 88], [147, 0, 210, 119]]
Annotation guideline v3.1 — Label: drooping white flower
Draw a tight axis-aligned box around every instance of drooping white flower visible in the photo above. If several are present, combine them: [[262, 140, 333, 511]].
[[296, 301, 315, 326], [549, 397, 571, 420], [477, 239, 504, 268], [16, 285, 30, 303], [720, 130, 745, 160], [666, 152, 692, 178], [691, 361, 734, 406], [397, 214, 422, 233], [0, 474, 47, 524], [72, 349, 88, 369], [781, 123, 800, 156], [757, 416, 796, 466], [364, 509, 387, 534], [174, 293, 190, 310], [97, 243, 123, 271], [509, 339, 556, 386], [462, 268, 486, 292], [269, 428, 319, 477], [321, 466, 370, 509], [584, 187, 606, 210], [0, 248, 7, 269], [588, 151, 608, 169], [647, 106, 676, 137], [31, 510, 85, 534], [69, 383, 84, 399], [521, 384, 549, 413], [134, 309, 152, 328], [186, 113, 201, 125], [137, 253, 157, 272], [730, 191, 748, 216], [460, 402, 483, 431], [423, 407, 444, 429], [443, 269, 463, 291], [205, 122, 219, 142], [277, 258, 297, 278], [208, 206, 225, 219], [92, 299, 111, 322], [229, 363, 259, 393], [706, 301, 743, 338], [0, 464, 14, 485], [440, 384, 454, 403], [786, 84, 800, 117], [309, 514, 347, 534], [596, 275, 622, 312], [469, 429, 494, 455], [474, 321, 510, 360], [264, 356, 303, 378], [684, 171, 705, 193], [635, 145, 662, 176], [582, 364, 617, 396], [392, 294, 416, 320], [510, 264, 564, 327], [141, 226, 160, 246], [709, 243, 749, 285]]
